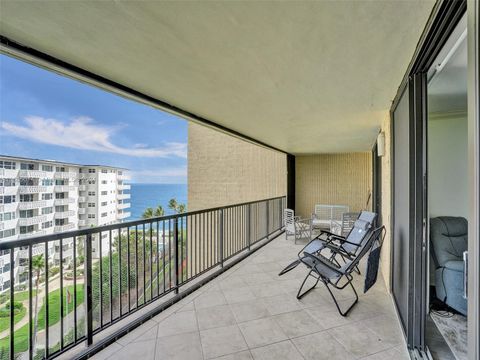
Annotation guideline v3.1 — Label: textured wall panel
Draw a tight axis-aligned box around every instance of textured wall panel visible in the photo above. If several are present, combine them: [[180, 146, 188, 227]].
[[295, 153, 372, 218]]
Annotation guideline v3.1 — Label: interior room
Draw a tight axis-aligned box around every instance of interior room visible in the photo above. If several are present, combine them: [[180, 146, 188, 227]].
[[426, 14, 468, 360]]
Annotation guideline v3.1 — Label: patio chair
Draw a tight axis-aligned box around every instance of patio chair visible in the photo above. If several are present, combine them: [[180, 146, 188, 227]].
[[331, 211, 361, 237], [296, 225, 386, 316], [279, 211, 376, 276], [284, 208, 312, 244], [311, 204, 349, 231]]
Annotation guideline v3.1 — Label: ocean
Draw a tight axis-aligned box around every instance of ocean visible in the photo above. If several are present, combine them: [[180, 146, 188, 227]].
[[127, 183, 187, 221]]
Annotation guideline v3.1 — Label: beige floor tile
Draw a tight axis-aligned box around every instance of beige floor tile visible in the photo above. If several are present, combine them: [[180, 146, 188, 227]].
[[116, 320, 158, 346], [195, 290, 228, 309], [230, 299, 271, 323], [108, 339, 156, 360], [90, 342, 123, 360], [328, 322, 393, 357], [292, 331, 355, 360], [223, 287, 257, 304], [157, 310, 198, 338], [155, 331, 203, 360], [274, 309, 324, 338], [361, 346, 410, 360], [238, 317, 288, 348], [197, 304, 237, 330], [250, 340, 303, 360], [200, 324, 248, 359], [212, 350, 253, 360], [261, 294, 302, 315]]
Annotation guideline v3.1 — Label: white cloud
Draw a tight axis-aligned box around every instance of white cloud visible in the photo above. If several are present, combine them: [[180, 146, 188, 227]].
[[1, 116, 187, 158]]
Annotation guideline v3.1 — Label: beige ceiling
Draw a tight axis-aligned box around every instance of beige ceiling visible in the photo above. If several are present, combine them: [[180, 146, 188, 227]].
[[0, 1, 435, 154]]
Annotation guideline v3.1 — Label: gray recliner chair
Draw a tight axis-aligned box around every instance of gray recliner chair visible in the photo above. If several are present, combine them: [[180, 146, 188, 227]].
[[430, 217, 468, 316]]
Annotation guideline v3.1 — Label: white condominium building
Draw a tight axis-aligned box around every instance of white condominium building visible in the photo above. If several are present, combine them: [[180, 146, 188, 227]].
[[0, 155, 131, 291]]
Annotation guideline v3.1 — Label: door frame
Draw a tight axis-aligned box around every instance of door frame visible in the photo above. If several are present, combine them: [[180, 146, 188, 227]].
[[389, 0, 469, 354]]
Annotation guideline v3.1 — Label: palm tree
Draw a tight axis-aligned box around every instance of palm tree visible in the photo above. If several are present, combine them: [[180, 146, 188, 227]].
[[31, 254, 44, 352], [176, 204, 186, 213], [142, 207, 154, 219], [168, 198, 178, 213], [154, 206, 165, 217]]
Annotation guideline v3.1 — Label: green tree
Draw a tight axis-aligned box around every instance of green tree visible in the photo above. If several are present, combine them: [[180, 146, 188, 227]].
[[176, 204, 186, 213], [31, 255, 44, 352], [142, 207, 154, 219], [168, 198, 178, 213], [154, 205, 165, 217]]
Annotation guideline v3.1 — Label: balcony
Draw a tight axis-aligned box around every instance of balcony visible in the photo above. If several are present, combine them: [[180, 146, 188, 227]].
[[78, 219, 86, 226], [54, 185, 76, 192], [18, 200, 52, 210], [54, 198, 75, 206], [54, 172, 77, 179], [18, 230, 46, 239], [18, 185, 47, 194], [79, 184, 87, 191], [117, 202, 130, 210], [54, 223, 76, 232], [54, 210, 75, 219], [18, 215, 47, 226], [78, 207, 86, 214], [78, 196, 86, 203], [118, 184, 131, 191], [117, 211, 131, 219], [117, 193, 131, 200], [18, 170, 46, 178], [0, 168, 19, 178], [0, 186, 17, 195]]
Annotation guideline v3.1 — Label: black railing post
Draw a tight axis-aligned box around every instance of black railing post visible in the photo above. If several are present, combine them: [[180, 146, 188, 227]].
[[266, 200, 269, 239], [247, 204, 251, 251], [174, 217, 179, 294], [219, 209, 224, 268], [85, 234, 93, 346]]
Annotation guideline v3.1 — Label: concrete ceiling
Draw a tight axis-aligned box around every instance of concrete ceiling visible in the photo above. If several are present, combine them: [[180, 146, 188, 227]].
[[0, 1, 436, 154]]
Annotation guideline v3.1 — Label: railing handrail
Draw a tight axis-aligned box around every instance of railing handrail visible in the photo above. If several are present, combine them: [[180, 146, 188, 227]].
[[0, 195, 286, 250]]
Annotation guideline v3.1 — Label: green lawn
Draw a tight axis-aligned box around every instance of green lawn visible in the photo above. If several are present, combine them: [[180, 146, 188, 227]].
[[0, 290, 37, 305], [0, 306, 26, 333], [0, 285, 84, 354]]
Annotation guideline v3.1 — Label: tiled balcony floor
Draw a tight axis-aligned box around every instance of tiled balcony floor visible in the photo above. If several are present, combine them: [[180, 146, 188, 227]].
[[92, 233, 408, 360]]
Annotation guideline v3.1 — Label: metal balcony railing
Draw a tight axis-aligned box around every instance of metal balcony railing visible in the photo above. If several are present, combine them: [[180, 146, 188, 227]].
[[0, 196, 286, 360], [18, 186, 48, 194]]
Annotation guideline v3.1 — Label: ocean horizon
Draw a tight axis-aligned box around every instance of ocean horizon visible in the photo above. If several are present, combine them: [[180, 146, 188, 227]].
[[127, 183, 187, 221]]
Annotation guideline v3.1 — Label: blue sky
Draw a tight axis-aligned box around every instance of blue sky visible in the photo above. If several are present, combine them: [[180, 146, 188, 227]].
[[0, 54, 188, 184]]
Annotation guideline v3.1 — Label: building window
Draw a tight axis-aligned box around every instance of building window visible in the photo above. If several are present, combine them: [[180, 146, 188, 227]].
[[101, 191, 107, 196], [41, 207, 53, 215], [88, 169, 96, 173], [87, 203, 95, 208], [101, 201, 107, 206], [88, 191, 95, 196], [0, 229, 16, 239], [20, 210, 34, 218], [42, 193, 53, 200], [20, 163, 35, 170], [55, 179, 66, 185], [55, 205, 67, 212], [19, 194, 33, 202], [101, 212, 107, 217], [55, 193, 66, 199], [101, 180, 107, 184], [19, 178, 35, 186], [0, 179, 15, 186], [20, 225, 35, 234], [0, 212, 15, 221], [55, 166, 66, 172], [88, 180, 95, 185], [42, 165, 53, 172], [1, 195, 17, 204], [42, 179, 54, 186], [42, 221, 53, 229], [101, 169, 107, 174], [55, 219, 67, 226], [87, 214, 95, 219], [0, 161, 16, 169]]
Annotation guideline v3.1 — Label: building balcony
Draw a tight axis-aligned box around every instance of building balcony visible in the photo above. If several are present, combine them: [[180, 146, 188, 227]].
[[18, 199, 53, 210], [0, 168, 19, 178], [54, 223, 76, 232], [18, 185, 48, 194], [78, 219, 86, 226], [118, 184, 131, 191], [117, 211, 130, 219], [18, 230, 46, 239], [54, 185, 76, 192], [78, 185, 87, 191], [0, 186, 17, 195], [54, 210, 75, 219], [117, 173, 131, 181], [0, 203, 17, 213], [78, 196, 86, 203], [18, 215, 47, 226], [117, 202, 130, 210], [117, 193, 131, 200], [78, 208, 86, 214], [54, 172, 77, 179], [54, 198, 75, 206], [18, 170, 46, 178]]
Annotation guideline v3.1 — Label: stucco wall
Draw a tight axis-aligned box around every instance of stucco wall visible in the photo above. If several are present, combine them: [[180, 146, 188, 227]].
[[295, 153, 372, 219], [380, 116, 392, 291], [187, 123, 287, 211]]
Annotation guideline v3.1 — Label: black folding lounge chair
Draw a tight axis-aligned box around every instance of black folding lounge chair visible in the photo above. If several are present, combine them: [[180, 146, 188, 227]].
[[296, 226, 386, 317], [279, 211, 377, 276]]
